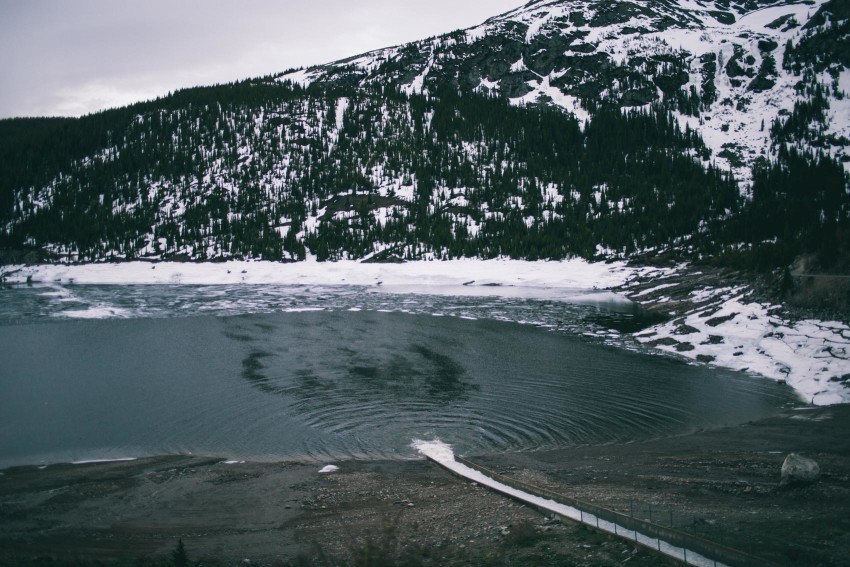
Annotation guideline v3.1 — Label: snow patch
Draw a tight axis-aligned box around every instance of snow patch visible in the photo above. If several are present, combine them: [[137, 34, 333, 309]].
[[57, 307, 132, 319], [72, 457, 137, 465], [411, 439, 455, 463], [335, 97, 349, 131], [636, 287, 850, 406], [277, 68, 316, 87]]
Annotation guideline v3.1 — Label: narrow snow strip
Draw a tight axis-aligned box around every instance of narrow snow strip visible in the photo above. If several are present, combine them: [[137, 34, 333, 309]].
[[3, 258, 638, 295], [277, 68, 316, 87], [413, 440, 727, 567], [334, 97, 349, 131], [72, 457, 137, 465], [524, 10, 552, 43], [56, 307, 133, 319], [630, 282, 679, 298]]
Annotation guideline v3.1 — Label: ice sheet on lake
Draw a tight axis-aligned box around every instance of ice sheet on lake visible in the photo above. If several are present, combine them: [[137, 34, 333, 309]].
[[3, 258, 637, 293]]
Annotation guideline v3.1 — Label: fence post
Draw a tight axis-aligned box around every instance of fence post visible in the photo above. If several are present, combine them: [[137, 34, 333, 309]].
[[450, 456, 764, 567]]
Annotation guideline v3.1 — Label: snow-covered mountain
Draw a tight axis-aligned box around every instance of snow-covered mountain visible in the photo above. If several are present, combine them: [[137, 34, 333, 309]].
[[0, 0, 847, 267], [280, 0, 850, 181]]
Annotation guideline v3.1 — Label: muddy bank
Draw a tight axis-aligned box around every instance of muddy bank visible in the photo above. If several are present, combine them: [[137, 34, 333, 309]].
[[2, 405, 849, 566], [477, 404, 850, 566]]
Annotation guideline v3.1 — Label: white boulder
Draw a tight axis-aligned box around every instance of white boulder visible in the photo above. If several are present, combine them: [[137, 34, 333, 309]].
[[780, 453, 820, 487]]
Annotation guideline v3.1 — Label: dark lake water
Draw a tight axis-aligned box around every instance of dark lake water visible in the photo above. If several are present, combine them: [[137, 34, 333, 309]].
[[0, 287, 798, 468]]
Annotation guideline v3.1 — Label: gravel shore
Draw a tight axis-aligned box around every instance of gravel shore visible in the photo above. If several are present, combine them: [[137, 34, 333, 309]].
[[2, 404, 848, 566]]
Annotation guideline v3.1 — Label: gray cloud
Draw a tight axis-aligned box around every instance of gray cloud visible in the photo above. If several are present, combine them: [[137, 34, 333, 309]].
[[0, 0, 520, 118]]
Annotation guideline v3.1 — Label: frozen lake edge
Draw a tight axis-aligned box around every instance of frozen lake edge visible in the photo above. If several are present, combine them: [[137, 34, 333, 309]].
[[2, 258, 848, 405]]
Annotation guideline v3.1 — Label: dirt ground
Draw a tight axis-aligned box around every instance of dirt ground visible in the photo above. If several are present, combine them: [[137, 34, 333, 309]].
[[1, 405, 849, 566]]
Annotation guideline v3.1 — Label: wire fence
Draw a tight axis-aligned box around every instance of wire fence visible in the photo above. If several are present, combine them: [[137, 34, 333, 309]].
[[610, 500, 736, 548], [454, 456, 772, 567]]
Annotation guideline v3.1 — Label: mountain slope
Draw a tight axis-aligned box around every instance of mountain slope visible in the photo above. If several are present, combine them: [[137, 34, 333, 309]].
[[0, 0, 847, 268], [0, 84, 739, 262], [280, 0, 850, 180]]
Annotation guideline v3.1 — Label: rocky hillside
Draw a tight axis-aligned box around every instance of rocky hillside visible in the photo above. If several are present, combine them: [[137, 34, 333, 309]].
[[0, 0, 847, 267], [282, 0, 850, 179]]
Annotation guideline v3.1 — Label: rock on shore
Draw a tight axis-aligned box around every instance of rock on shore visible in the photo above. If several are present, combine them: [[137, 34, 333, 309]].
[[780, 453, 821, 487]]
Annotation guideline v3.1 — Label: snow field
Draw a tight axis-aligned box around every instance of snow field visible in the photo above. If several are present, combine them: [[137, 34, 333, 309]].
[[2, 257, 635, 290]]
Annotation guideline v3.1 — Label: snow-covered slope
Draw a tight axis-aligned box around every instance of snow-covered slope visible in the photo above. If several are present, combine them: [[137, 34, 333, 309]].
[[279, 0, 849, 182]]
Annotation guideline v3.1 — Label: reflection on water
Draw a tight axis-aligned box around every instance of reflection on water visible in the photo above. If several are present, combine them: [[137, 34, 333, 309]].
[[0, 284, 801, 467], [230, 313, 480, 408], [0, 307, 798, 469]]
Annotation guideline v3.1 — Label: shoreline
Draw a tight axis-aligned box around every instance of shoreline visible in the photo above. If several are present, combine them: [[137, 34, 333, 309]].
[[2, 405, 848, 566], [3, 258, 849, 405], [0, 258, 639, 289], [617, 263, 850, 406]]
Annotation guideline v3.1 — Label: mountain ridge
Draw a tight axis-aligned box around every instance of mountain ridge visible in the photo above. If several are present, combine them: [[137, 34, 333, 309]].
[[279, 0, 846, 180], [0, 0, 847, 272]]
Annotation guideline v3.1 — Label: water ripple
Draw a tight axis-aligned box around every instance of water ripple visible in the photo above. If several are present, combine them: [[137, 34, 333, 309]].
[[0, 288, 800, 467]]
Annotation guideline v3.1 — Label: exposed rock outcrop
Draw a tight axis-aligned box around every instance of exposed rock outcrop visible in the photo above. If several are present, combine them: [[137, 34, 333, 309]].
[[780, 453, 820, 487]]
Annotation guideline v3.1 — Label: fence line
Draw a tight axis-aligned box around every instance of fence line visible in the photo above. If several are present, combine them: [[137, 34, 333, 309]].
[[431, 455, 772, 567]]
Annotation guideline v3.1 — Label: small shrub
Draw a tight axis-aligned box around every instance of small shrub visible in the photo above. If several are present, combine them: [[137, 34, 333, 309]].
[[172, 539, 189, 567], [503, 520, 542, 548]]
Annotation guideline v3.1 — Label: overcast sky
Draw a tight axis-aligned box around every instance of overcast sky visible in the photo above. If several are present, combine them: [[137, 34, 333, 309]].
[[0, 0, 521, 119]]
